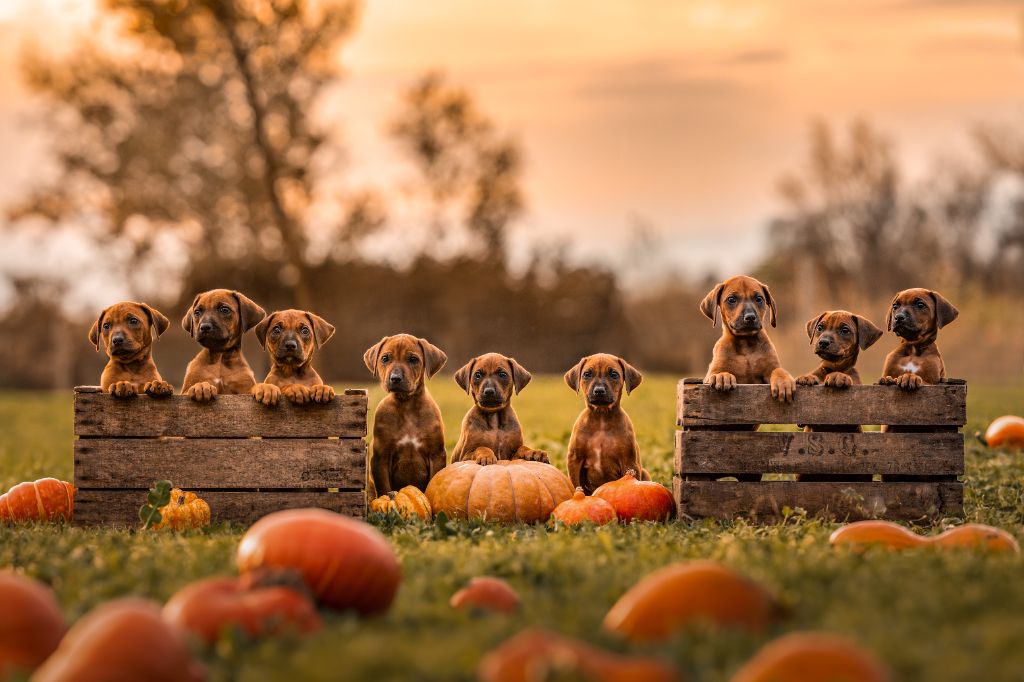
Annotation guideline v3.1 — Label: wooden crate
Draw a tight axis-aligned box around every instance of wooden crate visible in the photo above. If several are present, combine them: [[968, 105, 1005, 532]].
[[674, 378, 966, 522], [73, 386, 368, 526]]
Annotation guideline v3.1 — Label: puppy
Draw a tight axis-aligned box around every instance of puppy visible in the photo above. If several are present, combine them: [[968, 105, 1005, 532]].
[[181, 289, 266, 401], [880, 288, 959, 390], [251, 309, 336, 406], [451, 353, 548, 465], [700, 275, 795, 402], [364, 334, 448, 494], [88, 301, 173, 398], [564, 354, 647, 494], [796, 311, 883, 389]]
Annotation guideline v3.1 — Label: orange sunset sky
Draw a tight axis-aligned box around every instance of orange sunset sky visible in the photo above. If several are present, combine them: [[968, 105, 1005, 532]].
[[1, 0, 1023, 293]]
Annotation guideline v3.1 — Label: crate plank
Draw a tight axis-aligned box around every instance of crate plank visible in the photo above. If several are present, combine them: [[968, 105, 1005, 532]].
[[74, 388, 367, 438], [676, 480, 962, 521], [74, 489, 366, 527], [75, 438, 365, 490], [677, 381, 966, 427], [675, 430, 963, 476]]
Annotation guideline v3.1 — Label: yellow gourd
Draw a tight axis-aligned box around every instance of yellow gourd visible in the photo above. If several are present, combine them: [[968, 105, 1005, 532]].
[[370, 485, 432, 521], [152, 489, 211, 530]]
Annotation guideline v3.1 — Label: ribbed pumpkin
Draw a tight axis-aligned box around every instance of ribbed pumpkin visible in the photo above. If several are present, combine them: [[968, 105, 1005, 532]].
[[0, 478, 75, 523], [550, 487, 617, 526], [592, 471, 674, 522], [370, 485, 432, 521], [152, 489, 211, 531], [426, 459, 574, 523]]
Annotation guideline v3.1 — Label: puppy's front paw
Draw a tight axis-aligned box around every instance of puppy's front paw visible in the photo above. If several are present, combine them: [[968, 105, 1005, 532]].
[[896, 373, 923, 390], [796, 374, 820, 386], [521, 448, 549, 463], [472, 448, 498, 466], [706, 372, 737, 391], [310, 384, 335, 403], [252, 383, 281, 406], [823, 372, 853, 388], [770, 371, 796, 403], [187, 381, 218, 402], [110, 381, 136, 398], [879, 376, 897, 385], [283, 384, 312, 405], [144, 380, 174, 397]]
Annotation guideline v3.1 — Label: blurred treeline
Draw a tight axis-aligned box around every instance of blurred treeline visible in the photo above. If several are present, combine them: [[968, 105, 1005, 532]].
[[1, 0, 1023, 388]]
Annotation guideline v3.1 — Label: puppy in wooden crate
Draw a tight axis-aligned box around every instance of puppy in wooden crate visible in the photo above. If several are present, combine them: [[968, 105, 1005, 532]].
[[251, 309, 336, 406], [88, 301, 173, 398]]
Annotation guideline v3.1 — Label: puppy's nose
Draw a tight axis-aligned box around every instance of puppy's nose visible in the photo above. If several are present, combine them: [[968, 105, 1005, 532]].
[[817, 338, 830, 349], [743, 312, 757, 324], [482, 386, 497, 398], [198, 322, 213, 334], [283, 339, 298, 352], [389, 372, 403, 385], [593, 385, 607, 396], [894, 312, 907, 324], [111, 333, 125, 346]]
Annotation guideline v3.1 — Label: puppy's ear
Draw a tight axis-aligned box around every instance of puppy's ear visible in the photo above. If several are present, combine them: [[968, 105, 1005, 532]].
[[418, 337, 448, 378], [233, 291, 266, 333], [761, 282, 778, 328], [508, 357, 532, 394], [253, 312, 276, 349], [363, 337, 387, 378], [454, 358, 476, 395], [181, 294, 200, 337], [88, 308, 107, 352], [805, 313, 825, 344], [138, 303, 170, 340], [305, 312, 335, 349], [699, 283, 724, 327], [930, 291, 959, 329], [855, 315, 884, 350], [885, 295, 897, 332], [564, 357, 587, 394], [619, 358, 643, 395]]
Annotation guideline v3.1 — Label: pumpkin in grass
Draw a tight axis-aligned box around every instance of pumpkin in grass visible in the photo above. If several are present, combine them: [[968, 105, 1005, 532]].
[[592, 470, 674, 523], [0, 478, 75, 523], [731, 632, 891, 682], [980, 415, 1024, 449], [425, 459, 574, 523], [237, 508, 400, 615], [550, 487, 617, 526], [151, 489, 211, 531], [0, 572, 65, 679], [450, 577, 520, 614], [831, 520, 1019, 554], [370, 485, 432, 521]]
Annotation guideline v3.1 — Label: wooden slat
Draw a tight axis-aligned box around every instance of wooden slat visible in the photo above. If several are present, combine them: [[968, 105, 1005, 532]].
[[677, 380, 966, 427], [75, 438, 365, 490], [676, 480, 963, 521], [74, 387, 367, 438], [675, 430, 963, 476], [74, 489, 366, 527]]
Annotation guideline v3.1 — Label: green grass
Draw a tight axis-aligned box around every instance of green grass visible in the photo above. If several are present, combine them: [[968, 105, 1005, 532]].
[[2, 377, 1024, 681]]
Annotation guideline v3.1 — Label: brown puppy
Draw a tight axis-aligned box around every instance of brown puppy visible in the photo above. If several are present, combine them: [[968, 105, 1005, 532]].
[[564, 354, 647, 493], [251, 309, 336, 406], [88, 301, 173, 398], [181, 289, 266, 401], [364, 334, 448, 494], [879, 288, 958, 390], [700, 275, 795, 402], [796, 311, 883, 389], [451, 353, 548, 465]]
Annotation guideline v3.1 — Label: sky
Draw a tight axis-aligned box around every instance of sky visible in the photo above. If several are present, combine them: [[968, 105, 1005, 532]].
[[1, 0, 1023, 299]]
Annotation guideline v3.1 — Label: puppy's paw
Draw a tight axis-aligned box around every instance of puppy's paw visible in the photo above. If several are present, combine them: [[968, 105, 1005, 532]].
[[879, 376, 897, 386], [187, 381, 218, 402], [110, 381, 136, 398], [251, 383, 281, 406], [796, 374, 820, 386], [897, 373, 923, 390], [310, 384, 335, 403], [472, 448, 498, 466], [144, 380, 174, 397], [283, 384, 312, 405], [823, 372, 853, 388], [706, 372, 737, 391], [770, 371, 796, 403], [521, 448, 550, 463]]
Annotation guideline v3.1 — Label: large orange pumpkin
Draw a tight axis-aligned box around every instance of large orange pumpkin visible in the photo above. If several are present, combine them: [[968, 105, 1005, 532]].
[[981, 416, 1024, 449], [370, 485, 432, 521], [592, 471, 674, 523], [32, 599, 204, 682], [425, 459, 574, 523], [0, 478, 75, 523], [0, 572, 65, 679], [550, 488, 617, 526], [237, 508, 400, 615], [731, 632, 891, 682]]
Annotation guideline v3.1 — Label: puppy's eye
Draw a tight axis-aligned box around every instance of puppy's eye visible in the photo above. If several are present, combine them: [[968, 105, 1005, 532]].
[[193, 309, 202, 318], [582, 369, 593, 379], [271, 325, 282, 335], [754, 294, 764, 304], [497, 370, 508, 379], [380, 354, 391, 364], [127, 317, 139, 326], [915, 300, 926, 309], [726, 295, 738, 305], [102, 322, 111, 331], [473, 370, 483, 381], [608, 369, 619, 379], [219, 305, 231, 315], [408, 355, 419, 364], [300, 326, 310, 336], [840, 325, 851, 334], [816, 324, 824, 332], [892, 303, 899, 310]]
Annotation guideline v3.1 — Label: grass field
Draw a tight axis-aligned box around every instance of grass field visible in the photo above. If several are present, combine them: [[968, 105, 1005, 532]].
[[2, 377, 1024, 681]]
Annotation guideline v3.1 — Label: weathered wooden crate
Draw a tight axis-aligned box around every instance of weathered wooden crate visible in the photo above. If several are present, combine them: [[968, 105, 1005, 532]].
[[73, 386, 367, 526], [674, 378, 966, 522]]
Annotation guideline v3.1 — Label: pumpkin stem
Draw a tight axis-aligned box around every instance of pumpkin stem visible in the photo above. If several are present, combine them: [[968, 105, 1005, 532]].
[[573, 487, 586, 499], [975, 431, 989, 447], [625, 469, 637, 478]]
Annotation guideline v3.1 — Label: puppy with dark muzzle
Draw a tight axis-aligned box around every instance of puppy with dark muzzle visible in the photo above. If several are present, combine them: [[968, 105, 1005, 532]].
[[364, 334, 448, 494], [451, 353, 548, 465], [89, 301, 173, 398], [796, 311, 883, 389], [879, 288, 959, 390], [251, 309, 336, 406], [564, 354, 647, 493], [181, 289, 266, 401]]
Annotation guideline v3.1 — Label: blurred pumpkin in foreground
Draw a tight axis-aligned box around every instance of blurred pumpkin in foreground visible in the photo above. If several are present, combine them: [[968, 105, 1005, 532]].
[[450, 577, 520, 614], [830, 520, 1019, 554], [731, 632, 891, 682], [0, 572, 65, 680], [979, 415, 1024, 449]]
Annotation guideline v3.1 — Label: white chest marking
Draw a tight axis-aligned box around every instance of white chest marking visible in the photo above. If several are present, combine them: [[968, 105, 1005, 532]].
[[901, 359, 921, 374], [397, 435, 422, 450]]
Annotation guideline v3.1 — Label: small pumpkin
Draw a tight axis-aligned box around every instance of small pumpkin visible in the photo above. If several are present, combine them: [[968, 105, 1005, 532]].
[[550, 487, 617, 526], [979, 415, 1024, 449], [0, 572, 65, 678], [592, 471, 674, 523], [151, 489, 211, 531], [425, 459, 574, 523], [604, 561, 781, 642], [450, 577, 520, 614], [830, 520, 1019, 554], [0, 478, 75, 523], [731, 632, 892, 682], [370, 485, 432, 521]]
